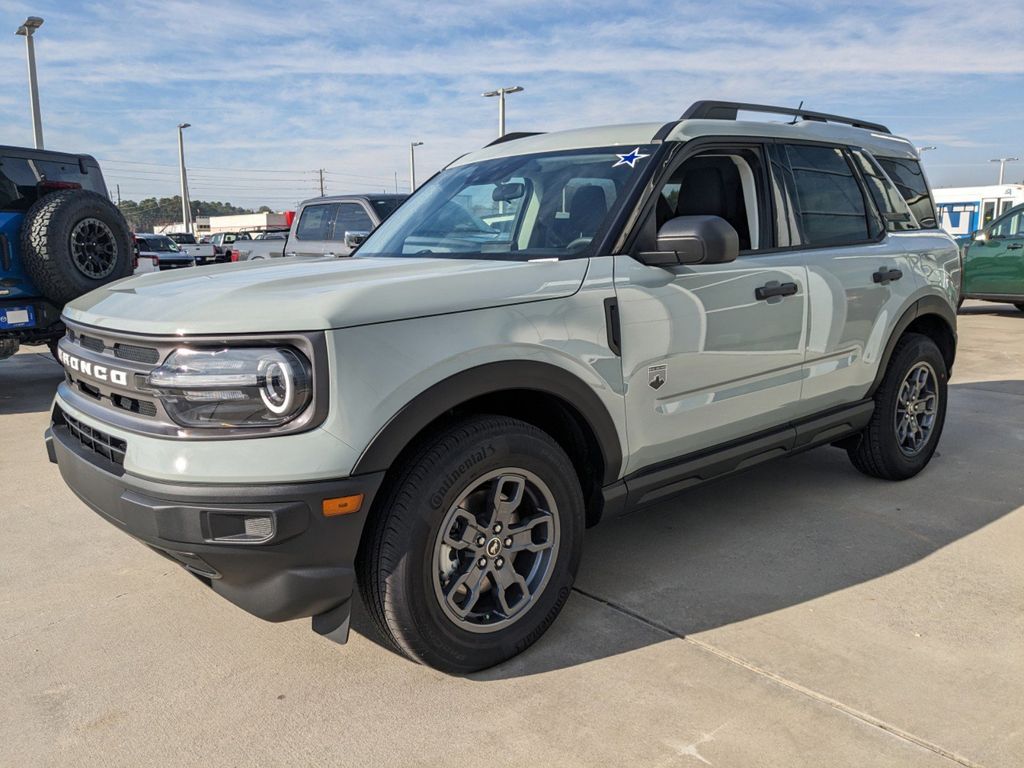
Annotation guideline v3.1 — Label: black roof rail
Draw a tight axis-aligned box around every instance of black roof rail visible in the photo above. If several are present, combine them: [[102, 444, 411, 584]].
[[680, 100, 890, 134], [485, 131, 544, 147]]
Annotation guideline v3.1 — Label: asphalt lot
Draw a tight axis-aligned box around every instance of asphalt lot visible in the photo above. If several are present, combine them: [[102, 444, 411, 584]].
[[2, 300, 1022, 767]]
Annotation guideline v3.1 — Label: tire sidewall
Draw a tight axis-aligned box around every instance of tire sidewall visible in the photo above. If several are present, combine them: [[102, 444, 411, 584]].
[[386, 422, 584, 671], [876, 335, 948, 475], [21, 190, 134, 306]]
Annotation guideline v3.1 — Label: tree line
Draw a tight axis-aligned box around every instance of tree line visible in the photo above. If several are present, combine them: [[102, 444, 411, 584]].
[[117, 196, 274, 232]]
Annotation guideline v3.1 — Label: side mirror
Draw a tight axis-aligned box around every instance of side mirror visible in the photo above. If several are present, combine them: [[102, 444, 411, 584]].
[[637, 215, 739, 267], [344, 230, 369, 248], [972, 230, 987, 242]]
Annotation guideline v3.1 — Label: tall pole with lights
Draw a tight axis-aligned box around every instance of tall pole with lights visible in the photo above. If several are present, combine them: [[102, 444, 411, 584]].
[[177, 123, 192, 233], [409, 141, 423, 191], [15, 16, 44, 149], [990, 157, 1019, 185], [482, 86, 523, 137]]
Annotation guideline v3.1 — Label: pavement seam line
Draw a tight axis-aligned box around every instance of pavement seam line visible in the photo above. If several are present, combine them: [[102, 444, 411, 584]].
[[571, 586, 985, 768]]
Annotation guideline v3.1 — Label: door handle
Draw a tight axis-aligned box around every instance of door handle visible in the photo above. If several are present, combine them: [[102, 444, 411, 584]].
[[755, 281, 799, 301], [872, 267, 903, 285], [324, 252, 336, 258], [1007, 243, 1023, 250], [285, 251, 297, 257]]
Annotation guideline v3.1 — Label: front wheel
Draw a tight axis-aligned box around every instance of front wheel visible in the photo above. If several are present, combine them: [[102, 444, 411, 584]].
[[357, 415, 584, 673], [847, 333, 948, 480]]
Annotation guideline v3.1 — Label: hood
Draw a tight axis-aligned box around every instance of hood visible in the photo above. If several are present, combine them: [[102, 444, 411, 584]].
[[64, 256, 589, 335]]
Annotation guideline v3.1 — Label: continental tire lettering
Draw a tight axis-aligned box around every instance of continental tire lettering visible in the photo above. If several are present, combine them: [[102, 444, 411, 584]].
[[429, 445, 496, 508]]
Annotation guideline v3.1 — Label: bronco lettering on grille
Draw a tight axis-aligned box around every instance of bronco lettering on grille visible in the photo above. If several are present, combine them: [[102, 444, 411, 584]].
[[58, 349, 130, 387]]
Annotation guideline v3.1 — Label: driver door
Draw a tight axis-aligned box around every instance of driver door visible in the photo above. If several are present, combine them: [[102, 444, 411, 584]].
[[614, 142, 810, 474]]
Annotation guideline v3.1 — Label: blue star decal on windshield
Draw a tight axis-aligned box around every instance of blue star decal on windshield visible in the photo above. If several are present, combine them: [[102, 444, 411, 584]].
[[612, 147, 650, 168]]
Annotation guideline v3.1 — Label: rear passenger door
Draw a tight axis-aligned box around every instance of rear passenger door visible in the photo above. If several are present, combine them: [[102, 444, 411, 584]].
[[781, 143, 923, 412], [328, 201, 376, 257], [288, 202, 338, 257]]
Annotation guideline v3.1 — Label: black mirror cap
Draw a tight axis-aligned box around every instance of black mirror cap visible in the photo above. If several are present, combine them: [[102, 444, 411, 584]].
[[637, 215, 739, 266]]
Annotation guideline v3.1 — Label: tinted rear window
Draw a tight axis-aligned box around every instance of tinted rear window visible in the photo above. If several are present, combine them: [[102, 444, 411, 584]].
[[785, 144, 871, 246], [876, 157, 938, 229], [369, 198, 404, 219], [0, 154, 106, 212]]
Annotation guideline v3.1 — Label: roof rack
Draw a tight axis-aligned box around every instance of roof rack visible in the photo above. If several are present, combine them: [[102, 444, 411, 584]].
[[485, 131, 544, 147], [681, 100, 890, 134]]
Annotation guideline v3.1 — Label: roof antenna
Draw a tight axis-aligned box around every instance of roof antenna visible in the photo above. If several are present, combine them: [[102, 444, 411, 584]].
[[789, 100, 804, 125]]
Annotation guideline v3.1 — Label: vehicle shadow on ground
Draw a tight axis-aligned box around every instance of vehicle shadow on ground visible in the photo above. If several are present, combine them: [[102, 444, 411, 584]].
[[958, 302, 1024, 318], [0, 352, 63, 416], [352, 381, 1023, 679]]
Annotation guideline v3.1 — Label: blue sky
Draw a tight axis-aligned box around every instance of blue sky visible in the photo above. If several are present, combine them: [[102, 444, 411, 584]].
[[0, 0, 1021, 210]]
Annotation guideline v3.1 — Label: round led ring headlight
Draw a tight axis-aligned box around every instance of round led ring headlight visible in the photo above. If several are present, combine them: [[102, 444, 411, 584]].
[[260, 357, 295, 415]]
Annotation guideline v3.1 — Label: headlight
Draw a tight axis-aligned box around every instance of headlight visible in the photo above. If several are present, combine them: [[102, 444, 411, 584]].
[[145, 347, 313, 428]]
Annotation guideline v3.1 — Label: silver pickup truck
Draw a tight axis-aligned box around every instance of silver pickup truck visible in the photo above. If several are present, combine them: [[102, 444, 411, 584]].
[[233, 194, 407, 261]]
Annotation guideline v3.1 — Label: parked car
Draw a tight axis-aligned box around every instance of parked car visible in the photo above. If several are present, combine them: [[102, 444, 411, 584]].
[[46, 100, 959, 673], [132, 233, 195, 273], [959, 202, 1024, 312], [209, 231, 251, 263], [0, 144, 132, 360], [284, 194, 406, 257], [166, 232, 216, 264]]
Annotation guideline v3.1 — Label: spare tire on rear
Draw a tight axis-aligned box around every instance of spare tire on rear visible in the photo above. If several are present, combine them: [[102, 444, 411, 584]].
[[20, 189, 133, 307]]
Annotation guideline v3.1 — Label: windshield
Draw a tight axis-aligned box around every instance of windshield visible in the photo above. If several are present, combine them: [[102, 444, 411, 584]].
[[141, 236, 179, 253], [168, 233, 196, 244], [356, 145, 657, 260]]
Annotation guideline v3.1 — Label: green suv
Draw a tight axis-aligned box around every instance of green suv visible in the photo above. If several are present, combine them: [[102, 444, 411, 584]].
[[960, 202, 1024, 312], [45, 101, 959, 673]]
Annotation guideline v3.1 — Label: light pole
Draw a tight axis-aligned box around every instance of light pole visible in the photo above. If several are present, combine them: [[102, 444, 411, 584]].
[[177, 123, 192, 233], [409, 141, 423, 191], [482, 86, 523, 137], [990, 157, 1019, 185], [15, 16, 44, 149], [916, 146, 936, 156]]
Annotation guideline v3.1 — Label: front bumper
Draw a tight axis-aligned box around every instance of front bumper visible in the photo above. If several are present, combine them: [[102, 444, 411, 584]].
[[45, 416, 384, 643]]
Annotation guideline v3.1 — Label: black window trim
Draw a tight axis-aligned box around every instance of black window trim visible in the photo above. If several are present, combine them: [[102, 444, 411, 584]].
[[875, 154, 940, 230]]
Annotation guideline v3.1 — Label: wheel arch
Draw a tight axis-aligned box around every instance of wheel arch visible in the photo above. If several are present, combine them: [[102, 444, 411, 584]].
[[869, 295, 957, 396], [351, 361, 624, 527]]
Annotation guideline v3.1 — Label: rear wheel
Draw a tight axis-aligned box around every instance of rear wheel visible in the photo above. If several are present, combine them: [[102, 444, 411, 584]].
[[847, 333, 948, 480], [357, 415, 584, 673]]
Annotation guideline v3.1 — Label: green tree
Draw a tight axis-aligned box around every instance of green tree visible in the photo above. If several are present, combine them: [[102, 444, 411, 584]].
[[117, 197, 258, 231]]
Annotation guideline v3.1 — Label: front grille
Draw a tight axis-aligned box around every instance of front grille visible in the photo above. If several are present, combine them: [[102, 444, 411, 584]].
[[79, 334, 105, 353], [58, 407, 127, 466], [66, 327, 160, 365], [114, 342, 160, 364]]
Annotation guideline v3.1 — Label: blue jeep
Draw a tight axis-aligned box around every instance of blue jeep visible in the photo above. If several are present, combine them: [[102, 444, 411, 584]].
[[1, 145, 132, 359]]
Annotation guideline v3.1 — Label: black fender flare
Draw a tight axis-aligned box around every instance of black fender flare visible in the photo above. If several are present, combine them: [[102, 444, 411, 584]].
[[351, 360, 623, 485], [868, 295, 957, 396]]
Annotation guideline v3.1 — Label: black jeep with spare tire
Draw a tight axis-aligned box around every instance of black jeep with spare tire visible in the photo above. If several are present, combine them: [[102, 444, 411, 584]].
[[0, 145, 132, 360]]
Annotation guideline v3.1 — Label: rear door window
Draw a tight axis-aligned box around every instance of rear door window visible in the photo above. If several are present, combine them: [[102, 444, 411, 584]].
[[785, 144, 872, 246]]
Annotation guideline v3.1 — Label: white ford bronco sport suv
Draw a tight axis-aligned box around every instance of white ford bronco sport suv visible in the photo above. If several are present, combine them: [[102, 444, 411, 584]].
[[47, 101, 959, 673]]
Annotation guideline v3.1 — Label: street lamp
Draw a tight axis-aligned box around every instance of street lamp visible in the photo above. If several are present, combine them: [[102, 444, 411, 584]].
[[409, 141, 423, 191], [482, 86, 524, 138], [990, 157, 1020, 186], [916, 146, 936, 155], [15, 16, 44, 149], [177, 123, 192, 233]]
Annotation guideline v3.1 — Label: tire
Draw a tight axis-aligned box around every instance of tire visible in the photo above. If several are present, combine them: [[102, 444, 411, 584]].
[[847, 333, 948, 481], [20, 190, 133, 307], [357, 415, 584, 673]]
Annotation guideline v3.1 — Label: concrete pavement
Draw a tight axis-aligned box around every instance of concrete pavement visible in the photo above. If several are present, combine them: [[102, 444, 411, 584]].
[[2, 301, 1022, 767]]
